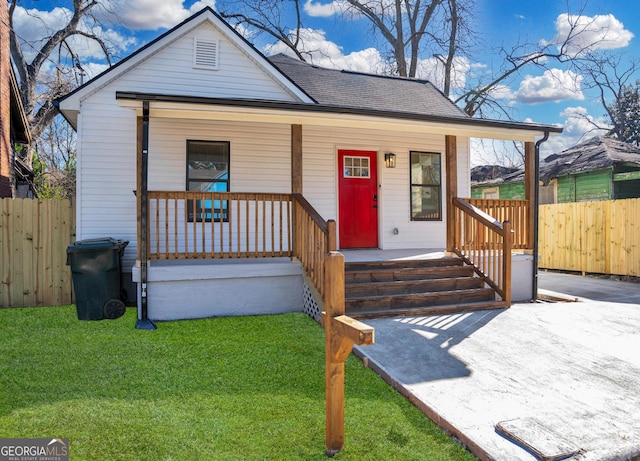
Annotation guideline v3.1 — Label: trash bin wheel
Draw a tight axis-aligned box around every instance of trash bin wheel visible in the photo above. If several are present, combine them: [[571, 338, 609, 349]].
[[103, 298, 126, 320]]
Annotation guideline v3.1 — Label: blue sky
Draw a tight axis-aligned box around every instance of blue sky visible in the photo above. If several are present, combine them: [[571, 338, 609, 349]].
[[11, 0, 640, 160]]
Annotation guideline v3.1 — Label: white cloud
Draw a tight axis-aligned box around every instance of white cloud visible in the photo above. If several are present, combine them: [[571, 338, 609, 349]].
[[11, 6, 72, 62], [304, 0, 386, 19], [488, 84, 516, 101], [303, 0, 346, 18], [415, 56, 470, 90], [189, 0, 217, 14], [12, 5, 137, 64], [264, 26, 473, 90], [102, 0, 215, 30], [265, 28, 387, 74], [514, 69, 584, 104], [551, 13, 634, 56], [82, 62, 110, 79], [540, 106, 609, 157], [471, 107, 609, 164]]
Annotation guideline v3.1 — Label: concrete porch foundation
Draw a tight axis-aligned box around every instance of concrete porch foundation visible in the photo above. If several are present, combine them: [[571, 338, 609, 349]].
[[131, 258, 304, 321]]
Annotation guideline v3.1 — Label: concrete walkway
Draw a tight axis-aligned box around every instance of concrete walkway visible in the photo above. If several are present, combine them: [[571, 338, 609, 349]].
[[538, 270, 640, 304], [354, 275, 640, 461]]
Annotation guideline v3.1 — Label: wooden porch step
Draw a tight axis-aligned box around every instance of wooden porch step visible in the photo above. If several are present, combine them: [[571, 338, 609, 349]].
[[345, 287, 496, 313], [343, 256, 503, 319], [345, 257, 464, 272], [345, 276, 484, 298], [348, 300, 508, 320], [345, 265, 475, 284]]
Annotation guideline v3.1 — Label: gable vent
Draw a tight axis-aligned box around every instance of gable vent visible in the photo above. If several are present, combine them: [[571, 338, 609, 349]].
[[193, 38, 219, 70]]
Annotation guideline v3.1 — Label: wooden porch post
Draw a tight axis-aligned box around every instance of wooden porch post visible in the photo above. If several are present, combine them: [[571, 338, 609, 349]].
[[445, 135, 458, 252], [524, 141, 536, 249], [291, 125, 302, 257], [323, 252, 374, 456], [292, 124, 303, 194]]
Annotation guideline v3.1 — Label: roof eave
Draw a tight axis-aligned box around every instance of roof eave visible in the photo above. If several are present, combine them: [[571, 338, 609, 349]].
[[116, 91, 562, 141]]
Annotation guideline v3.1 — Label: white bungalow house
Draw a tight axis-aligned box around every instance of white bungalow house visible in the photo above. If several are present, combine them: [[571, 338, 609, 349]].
[[55, 8, 561, 328]]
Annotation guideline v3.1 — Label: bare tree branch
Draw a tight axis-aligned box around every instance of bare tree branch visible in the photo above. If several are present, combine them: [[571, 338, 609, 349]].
[[9, 0, 113, 158]]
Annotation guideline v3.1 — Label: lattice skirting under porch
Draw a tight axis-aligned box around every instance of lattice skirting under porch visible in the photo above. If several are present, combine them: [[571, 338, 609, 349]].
[[303, 279, 322, 323]]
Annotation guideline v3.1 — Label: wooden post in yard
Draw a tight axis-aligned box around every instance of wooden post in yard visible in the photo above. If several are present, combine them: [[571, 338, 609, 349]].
[[323, 251, 374, 457]]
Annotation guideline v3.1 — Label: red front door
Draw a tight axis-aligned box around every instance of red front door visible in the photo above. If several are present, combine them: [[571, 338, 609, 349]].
[[338, 150, 379, 248]]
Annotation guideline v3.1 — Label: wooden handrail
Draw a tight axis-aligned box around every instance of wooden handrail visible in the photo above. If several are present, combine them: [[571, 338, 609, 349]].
[[452, 197, 512, 305], [292, 194, 336, 297], [454, 198, 502, 230], [291, 193, 328, 234]]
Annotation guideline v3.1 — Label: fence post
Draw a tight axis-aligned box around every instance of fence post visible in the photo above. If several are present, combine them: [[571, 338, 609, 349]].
[[323, 251, 374, 457]]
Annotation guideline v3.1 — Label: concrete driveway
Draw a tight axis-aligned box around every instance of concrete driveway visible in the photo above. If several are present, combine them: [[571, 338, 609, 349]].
[[354, 274, 640, 461]]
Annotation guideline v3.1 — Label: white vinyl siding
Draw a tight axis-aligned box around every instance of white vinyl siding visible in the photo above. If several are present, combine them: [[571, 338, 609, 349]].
[[78, 114, 292, 266], [301, 125, 471, 250], [95, 23, 295, 103], [193, 37, 219, 70], [72, 9, 478, 274], [78, 104, 471, 266], [148, 119, 291, 193], [76, 96, 138, 269]]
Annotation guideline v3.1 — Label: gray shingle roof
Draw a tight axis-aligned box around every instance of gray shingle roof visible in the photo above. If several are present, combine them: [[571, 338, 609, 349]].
[[540, 136, 640, 183], [471, 165, 520, 183], [268, 53, 467, 118]]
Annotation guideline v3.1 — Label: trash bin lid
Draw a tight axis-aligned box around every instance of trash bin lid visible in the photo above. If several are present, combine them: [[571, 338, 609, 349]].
[[67, 237, 129, 253]]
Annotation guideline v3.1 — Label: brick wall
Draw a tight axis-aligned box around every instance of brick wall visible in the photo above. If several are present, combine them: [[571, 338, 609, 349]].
[[0, 0, 13, 197]]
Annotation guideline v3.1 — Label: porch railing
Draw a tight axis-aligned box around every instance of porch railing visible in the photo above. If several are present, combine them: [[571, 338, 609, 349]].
[[292, 194, 336, 298], [467, 198, 530, 249], [452, 197, 512, 305], [147, 191, 293, 260]]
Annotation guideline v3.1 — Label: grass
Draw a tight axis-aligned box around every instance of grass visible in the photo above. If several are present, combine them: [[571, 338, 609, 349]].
[[0, 307, 476, 461]]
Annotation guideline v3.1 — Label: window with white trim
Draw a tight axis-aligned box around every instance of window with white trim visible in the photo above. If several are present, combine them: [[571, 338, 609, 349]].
[[186, 140, 229, 222], [343, 156, 370, 178], [410, 151, 442, 221]]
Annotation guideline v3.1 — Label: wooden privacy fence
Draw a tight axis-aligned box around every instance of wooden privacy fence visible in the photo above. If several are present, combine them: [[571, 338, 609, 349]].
[[0, 198, 75, 307], [539, 198, 640, 276]]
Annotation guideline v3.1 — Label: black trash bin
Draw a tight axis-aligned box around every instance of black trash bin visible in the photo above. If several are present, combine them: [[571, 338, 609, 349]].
[[67, 238, 129, 320]]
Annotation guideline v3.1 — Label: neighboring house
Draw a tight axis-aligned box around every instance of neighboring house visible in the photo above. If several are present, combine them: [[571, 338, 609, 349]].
[[470, 165, 522, 200], [472, 136, 640, 204], [55, 8, 560, 325], [0, 1, 33, 198]]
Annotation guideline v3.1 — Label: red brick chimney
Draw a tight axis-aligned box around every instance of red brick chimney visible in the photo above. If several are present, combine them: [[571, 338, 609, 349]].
[[0, 0, 12, 197]]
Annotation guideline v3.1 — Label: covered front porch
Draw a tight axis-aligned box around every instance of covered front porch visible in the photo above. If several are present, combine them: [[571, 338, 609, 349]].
[[124, 94, 560, 323]]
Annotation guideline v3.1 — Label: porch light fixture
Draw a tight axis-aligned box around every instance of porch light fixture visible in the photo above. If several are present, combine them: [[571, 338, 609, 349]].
[[384, 152, 396, 168]]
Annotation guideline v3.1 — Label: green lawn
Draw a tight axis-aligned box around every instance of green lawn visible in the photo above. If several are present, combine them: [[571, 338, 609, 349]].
[[0, 307, 476, 461]]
